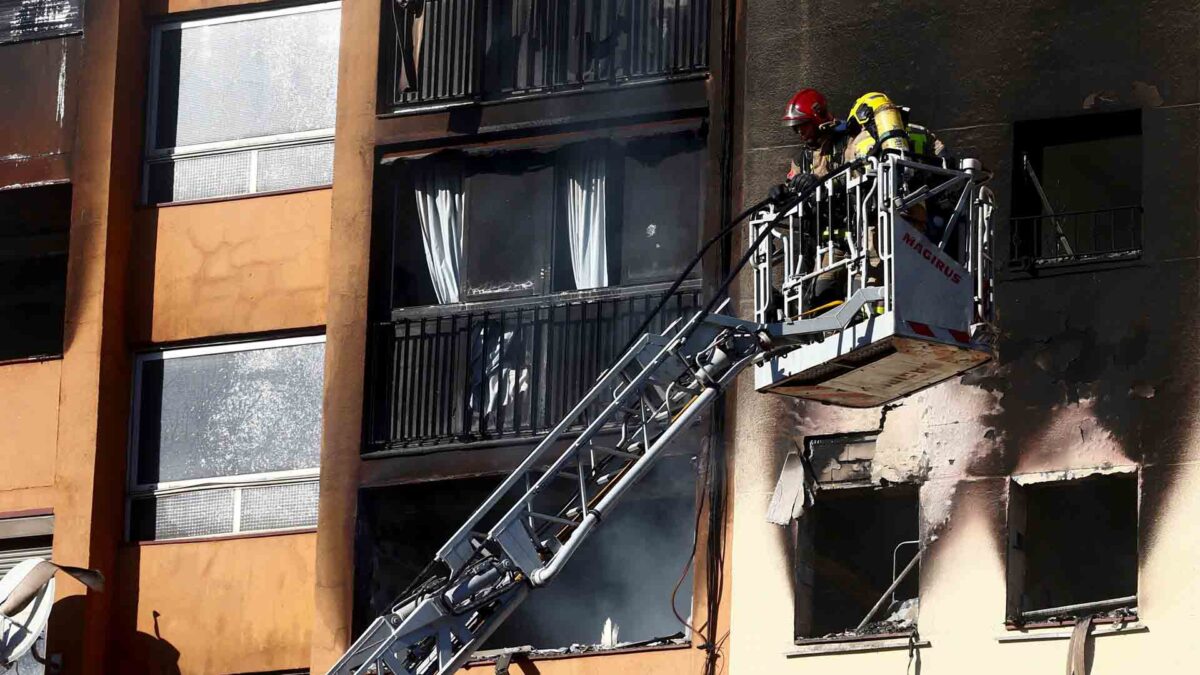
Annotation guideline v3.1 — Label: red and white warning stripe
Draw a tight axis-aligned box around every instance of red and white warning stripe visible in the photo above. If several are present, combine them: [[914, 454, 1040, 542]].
[[906, 321, 971, 345]]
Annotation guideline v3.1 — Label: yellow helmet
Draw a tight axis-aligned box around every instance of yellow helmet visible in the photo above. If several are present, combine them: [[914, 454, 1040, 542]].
[[847, 92, 910, 155]]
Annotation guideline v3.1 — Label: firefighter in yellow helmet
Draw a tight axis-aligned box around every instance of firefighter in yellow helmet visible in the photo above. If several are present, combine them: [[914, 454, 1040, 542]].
[[843, 92, 946, 162], [843, 93, 948, 284]]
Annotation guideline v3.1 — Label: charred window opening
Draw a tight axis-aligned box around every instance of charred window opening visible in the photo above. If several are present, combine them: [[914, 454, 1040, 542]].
[[354, 453, 698, 652], [0, 184, 70, 362], [1010, 110, 1142, 270], [789, 433, 921, 642], [382, 130, 705, 310], [0, 0, 83, 45], [1006, 472, 1138, 626], [796, 486, 920, 641]]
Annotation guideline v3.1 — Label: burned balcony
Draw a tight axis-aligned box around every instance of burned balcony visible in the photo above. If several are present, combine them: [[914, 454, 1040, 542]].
[[381, 0, 710, 112], [1010, 205, 1142, 268], [1010, 110, 1143, 271], [367, 283, 701, 453], [368, 131, 706, 454]]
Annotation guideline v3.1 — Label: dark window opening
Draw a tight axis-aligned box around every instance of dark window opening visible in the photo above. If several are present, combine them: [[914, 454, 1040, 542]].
[[383, 130, 705, 311], [0, 184, 71, 362], [353, 453, 698, 651], [1006, 473, 1138, 624], [1010, 110, 1142, 270], [796, 486, 920, 640]]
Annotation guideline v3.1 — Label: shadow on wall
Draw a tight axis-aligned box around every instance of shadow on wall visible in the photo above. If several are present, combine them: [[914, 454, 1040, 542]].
[[45, 595, 176, 674], [122, 611, 182, 675]]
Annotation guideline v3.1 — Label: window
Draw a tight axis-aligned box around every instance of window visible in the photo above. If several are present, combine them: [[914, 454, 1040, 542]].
[[792, 434, 921, 641], [127, 335, 325, 542], [0, 184, 70, 362], [0, 514, 53, 673], [1006, 472, 1138, 626], [0, 0, 83, 45], [386, 131, 705, 309], [354, 453, 698, 652], [143, 2, 341, 204], [1010, 110, 1142, 270]]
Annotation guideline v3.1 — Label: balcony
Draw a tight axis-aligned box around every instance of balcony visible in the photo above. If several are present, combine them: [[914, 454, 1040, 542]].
[[381, 0, 710, 112], [364, 282, 701, 455], [1009, 205, 1142, 270]]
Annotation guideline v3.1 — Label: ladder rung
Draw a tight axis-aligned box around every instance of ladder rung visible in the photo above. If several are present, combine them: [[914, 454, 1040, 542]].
[[529, 511, 579, 527]]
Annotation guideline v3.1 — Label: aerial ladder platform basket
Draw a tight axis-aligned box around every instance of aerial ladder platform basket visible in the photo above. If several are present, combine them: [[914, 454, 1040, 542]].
[[751, 154, 995, 406], [329, 153, 995, 675]]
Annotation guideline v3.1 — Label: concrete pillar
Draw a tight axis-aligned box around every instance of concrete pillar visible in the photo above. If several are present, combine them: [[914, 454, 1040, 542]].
[[310, 0, 382, 668]]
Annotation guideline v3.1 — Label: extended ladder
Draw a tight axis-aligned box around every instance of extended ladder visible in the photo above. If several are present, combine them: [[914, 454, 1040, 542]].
[[329, 285, 884, 675]]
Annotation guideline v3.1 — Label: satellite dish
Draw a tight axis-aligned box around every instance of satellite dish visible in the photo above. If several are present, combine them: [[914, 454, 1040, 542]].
[[0, 559, 104, 666]]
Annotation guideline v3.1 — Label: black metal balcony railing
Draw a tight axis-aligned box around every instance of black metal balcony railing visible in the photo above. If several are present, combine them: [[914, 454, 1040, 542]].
[[385, 0, 710, 111], [1010, 205, 1142, 269], [366, 285, 702, 454]]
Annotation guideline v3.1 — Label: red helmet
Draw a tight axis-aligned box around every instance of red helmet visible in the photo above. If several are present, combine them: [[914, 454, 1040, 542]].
[[782, 88, 834, 128]]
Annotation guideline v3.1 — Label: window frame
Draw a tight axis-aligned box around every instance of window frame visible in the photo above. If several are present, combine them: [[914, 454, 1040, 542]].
[[386, 129, 705, 311], [1008, 110, 1143, 272], [793, 482, 922, 643], [126, 334, 325, 542], [141, 1, 341, 204], [1004, 468, 1140, 627]]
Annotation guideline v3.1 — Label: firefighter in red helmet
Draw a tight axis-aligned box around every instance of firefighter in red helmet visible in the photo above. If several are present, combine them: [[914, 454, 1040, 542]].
[[781, 88, 851, 183]]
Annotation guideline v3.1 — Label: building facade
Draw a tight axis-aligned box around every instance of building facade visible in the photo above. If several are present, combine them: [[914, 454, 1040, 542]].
[[0, 0, 1196, 673]]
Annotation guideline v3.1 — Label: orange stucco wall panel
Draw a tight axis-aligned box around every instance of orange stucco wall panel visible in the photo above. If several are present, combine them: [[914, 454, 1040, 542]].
[[0, 360, 60, 492], [111, 533, 316, 674], [131, 189, 332, 343]]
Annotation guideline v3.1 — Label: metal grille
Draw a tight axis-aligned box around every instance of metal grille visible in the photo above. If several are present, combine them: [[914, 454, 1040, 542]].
[[0, 0, 82, 45], [240, 481, 320, 532], [257, 141, 336, 193], [366, 285, 701, 453], [1010, 206, 1142, 269], [385, 0, 709, 111], [389, 0, 480, 107], [131, 489, 235, 541]]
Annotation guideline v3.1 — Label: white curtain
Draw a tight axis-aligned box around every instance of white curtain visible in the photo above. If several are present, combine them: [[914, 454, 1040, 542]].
[[412, 162, 464, 304], [564, 153, 609, 290]]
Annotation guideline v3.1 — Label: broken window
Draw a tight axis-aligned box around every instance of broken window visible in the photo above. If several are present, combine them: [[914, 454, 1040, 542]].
[[1006, 472, 1138, 626], [0, 184, 70, 362], [385, 130, 705, 309], [789, 433, 921, 641], [0, 0, 83, 45], [354, 452, 699, 653], [127, 335, 325, 541], [1010, 110, 1142, 269], [143, 2, 341, 204]]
